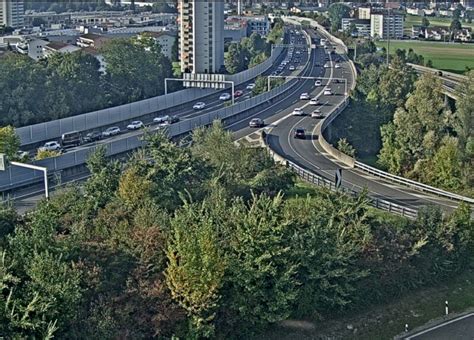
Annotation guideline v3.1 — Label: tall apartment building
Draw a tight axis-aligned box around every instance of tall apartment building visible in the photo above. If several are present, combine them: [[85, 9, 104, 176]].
[[179, 0, 224, 74], [0, 0, 24, 28], [370, 12, 404, 39]]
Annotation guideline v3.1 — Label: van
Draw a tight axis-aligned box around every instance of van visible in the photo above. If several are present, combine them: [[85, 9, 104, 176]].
[[61, 131, 82, 147]]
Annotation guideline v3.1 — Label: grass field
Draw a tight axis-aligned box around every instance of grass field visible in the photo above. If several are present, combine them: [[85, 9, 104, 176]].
[[375, 40, 474, 73], [404, 14, 474, 33]]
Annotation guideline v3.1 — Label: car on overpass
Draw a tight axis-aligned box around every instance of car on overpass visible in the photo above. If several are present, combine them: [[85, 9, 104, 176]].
[[193, 102, 206, 110], [299, 93, 310, 100], [292, 107, 305, 116], [83, 131, 103, 143], [293, 128, 306, 139], [153, 115, 170, 124], [102, 127, 121, 137], [39, 141, 62, 152], [234, 90, 244, 98], [314, 80, 322, 87], [311, 109, 324, 119], [249, 118, 265, 128], [323, 88, 332, 95], [127, 121, 144, 130], [246, 83, 256, 90], [219, 93, 231, 101], [309, 98, 319, 105]]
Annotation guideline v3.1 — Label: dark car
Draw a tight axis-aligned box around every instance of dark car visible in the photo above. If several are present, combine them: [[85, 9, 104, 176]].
[[249, 118, 264, 128], [294, 128, 306, 139], [168, 116, 180, 124], [83, 131, 102, 143]]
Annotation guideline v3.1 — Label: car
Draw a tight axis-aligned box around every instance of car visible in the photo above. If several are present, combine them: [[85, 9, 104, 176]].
[[167, 116, 180, 124], [309, 98, 319, 105], [234, 90, 244, 97], [324, 62, 331, 68], [289, 65, 295, 71], [219, 93, 231, 101], [61, 131, 82, 147], [16, 150, 29, 159], [154, 115, 170, 124], [292, 107, 305, 116], [335, 63, 341, 69], [314, 80, 322, 87], [246, 83, 256, 90], [311, 109, 324, 119], [102, 127, 121, 137], [193, 102, 206, 110], [323, 88, 332, 95], [127, 121, 144, 130], [249, 118, 264, 128], [299, 93, 310, 100], [40, 141, 61, 152], [294, 128, 306, 139], [83, 131, 103, 143]]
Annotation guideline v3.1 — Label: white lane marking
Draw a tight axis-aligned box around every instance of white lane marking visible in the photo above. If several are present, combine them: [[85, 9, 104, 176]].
[[405, 313, 474, 339]]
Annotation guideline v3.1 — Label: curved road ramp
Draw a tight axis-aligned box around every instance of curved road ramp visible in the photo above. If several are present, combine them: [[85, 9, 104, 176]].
[[395, 310, 474, 340]]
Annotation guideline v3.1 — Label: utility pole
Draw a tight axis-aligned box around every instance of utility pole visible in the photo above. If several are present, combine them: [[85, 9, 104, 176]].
[[386, 9, 390, 65]]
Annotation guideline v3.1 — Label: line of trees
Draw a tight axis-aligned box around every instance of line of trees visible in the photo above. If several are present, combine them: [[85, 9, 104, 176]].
[[0, 122, 472, 338], [0, 36, 174, 128]]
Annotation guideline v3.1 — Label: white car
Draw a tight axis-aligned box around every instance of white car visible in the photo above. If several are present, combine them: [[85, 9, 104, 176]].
[[300, 93, 310, 100], [219, 93, 231, 101], [323, 88, 332, 95], [153, 115, 170, 124], [289, 65, 295, 71], [246, 83, 256, 90], [311, 109, 324, 119], [335, 63, 341, 69], [193, 102, 206, 110], [102, 127, 121, 137], [40, 141, 61, 152], [292, 107, 305, 116], [309, 98, 319, 105], [324, 63, 331, 68], [314, 80, 322, 87], [127, 121, 144, 130]]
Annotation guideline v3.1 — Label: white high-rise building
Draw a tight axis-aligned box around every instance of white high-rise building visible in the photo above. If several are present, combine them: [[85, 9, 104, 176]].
[[0, 0, 24, 28], [179, 0, 224, 74], [370, 12, 404, 39]]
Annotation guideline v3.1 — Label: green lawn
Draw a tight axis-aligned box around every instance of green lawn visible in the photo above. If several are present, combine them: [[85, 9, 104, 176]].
[[404, 14, 474, 33], [375, 40, 474, 73]]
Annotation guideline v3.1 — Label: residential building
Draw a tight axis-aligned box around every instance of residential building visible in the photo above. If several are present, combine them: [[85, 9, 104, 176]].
[[424, 27, 448, 40], [411, 25, 424, 38], [247, 15, 270, 36], [224, 17, 248, 42], [370, 11, 404, 39], [43, 42, 81, 58], [0, 0, 24, 28], [24, 11, 71, 27], [341, 18, 371, 37], [76, 33, 110, 49], [140, 30, 177, 60], [358, 6, 372, 19], [178, 0, 224, 74], [16, 37, 49, 60], [454, 28, 472, 41]]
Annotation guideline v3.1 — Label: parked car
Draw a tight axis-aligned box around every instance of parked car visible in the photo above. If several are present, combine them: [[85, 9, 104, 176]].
[[193, 102, 206, 110], [83, 131, 102, 143], [153, 115, 170, 124], [314, 80, 322, 87], [309, 98, 319, 105], [292, 107, 305, 116], [299, 93, 310, 100], [289, 65, 295, 71], [324, 62, 331, 68], [335, 63, 341, 69], [249, 118, 264, 128], [294, 128, 306, 139], [219, 93, 231, 101], [246, 83, 256, 90], [323, 88, 332, 95], [61, 131, 82, 147], [40, 141, 61, 152], [311, 109, 324, 119], [102, 127, 121, 137], [234, 90, 244, 98], [127, 121, 144, 130]]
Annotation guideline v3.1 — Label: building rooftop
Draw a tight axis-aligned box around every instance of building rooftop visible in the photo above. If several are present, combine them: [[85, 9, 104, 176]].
[[45, 41, 70, 50]]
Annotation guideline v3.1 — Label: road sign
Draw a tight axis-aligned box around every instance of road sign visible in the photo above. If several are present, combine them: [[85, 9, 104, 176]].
[[335, 168, 342, 188], [183, 73, 226, 89], [0, 153, 6, 171]]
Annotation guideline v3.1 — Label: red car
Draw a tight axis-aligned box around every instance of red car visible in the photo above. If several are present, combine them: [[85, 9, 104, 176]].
[[234, 90, 244, 97]]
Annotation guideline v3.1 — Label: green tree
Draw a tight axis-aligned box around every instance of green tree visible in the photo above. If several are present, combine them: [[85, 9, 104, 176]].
[[421, 17, 430, 28], [225, 42, 247, 74], [165, 201, 226, 338], [0, 126, 20, 160], [35, 149, 61, 160], [337, 138, 356, 157], [328, 3, 351, 31]]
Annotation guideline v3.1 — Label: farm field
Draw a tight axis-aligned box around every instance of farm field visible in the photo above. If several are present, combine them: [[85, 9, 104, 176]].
[[375, 40, 474, 73]]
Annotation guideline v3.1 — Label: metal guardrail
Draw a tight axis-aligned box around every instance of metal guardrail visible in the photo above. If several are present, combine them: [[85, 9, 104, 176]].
[[354, 161, 474, 204]]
